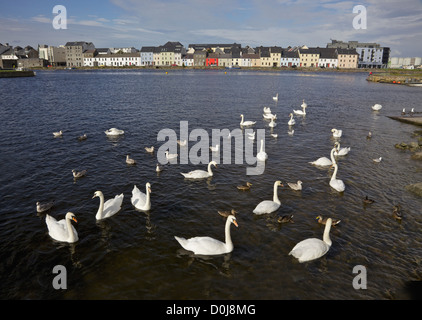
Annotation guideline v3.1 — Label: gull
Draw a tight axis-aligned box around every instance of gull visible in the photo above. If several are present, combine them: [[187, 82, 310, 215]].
[[145, 146, 154, 153], [53, 130, 63, 138], [372, 157, 382, 163]]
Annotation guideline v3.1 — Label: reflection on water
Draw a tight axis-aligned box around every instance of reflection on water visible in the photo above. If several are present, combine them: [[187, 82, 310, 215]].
[[0, 69, 421, 300]]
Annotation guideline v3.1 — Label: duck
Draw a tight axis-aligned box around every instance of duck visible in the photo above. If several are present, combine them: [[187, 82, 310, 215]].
[[92, 191, 124, 220], [240, 114, 256, 127], [126, 155, 136, 165], [181, 161, 217, 179], [333, 142, 350, 156], [210, 144, 219, 152], [174, 215, 238, 255], [72, 169, 87, 179], [145, 146, 154, 153], [45, 212, 78, 243], [372, 157, 382, 163], [273, 93, 279, 101], [53, 130, 63, 138], [366, 131, 372, 140], [218, 209, 237, 218], [257, 139, 268, 162], [131, 183, 152, 211], [77, 134, 87, 141], [309, 146, 337, 167], [289, 218, 333, 263], [329, 162, 345, 192], [105, 128, 124, 136], [393, 205, 402, 220], [278, 215, 294, 223], [288, 113, 296, 126], [237, 182, 252, 191], [331, 128, 342, 138], [363, 195, 375, 204], [316, 215, 341, 226], [253, 181, 283, 215], [263, 106, 272, 114], [269, 116, 277, 128], [287, 180, 302, 191], [372, 104, 382, 111], [36, 200, 54, 213], [165, 151, 178, 160], [401, 108, 406, 115]]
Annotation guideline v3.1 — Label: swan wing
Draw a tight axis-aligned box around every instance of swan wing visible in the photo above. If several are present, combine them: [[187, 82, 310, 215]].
[[181, 170, 209, 179], [253, 200, 280, 215], [175, 236, 228, 255], [131, 185, 147, 209], [103, 193, 124, 218], [309, 157, 332, 166], [289, 238, 330, 263]]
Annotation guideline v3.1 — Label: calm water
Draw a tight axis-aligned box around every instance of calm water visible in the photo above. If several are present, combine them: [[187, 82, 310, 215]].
[[0, 69, 421, 300]]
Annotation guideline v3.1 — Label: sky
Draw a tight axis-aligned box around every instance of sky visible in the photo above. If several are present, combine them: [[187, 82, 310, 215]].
[[0, 0, 421, 56]]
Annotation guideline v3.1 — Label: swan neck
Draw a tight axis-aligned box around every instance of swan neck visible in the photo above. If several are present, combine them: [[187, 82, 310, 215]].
[[273, 182, 280, 204], [66, 216, 75, 242], [331, 164, 338, 181], [207, 162, 214, 175], [323, 222, 332, 246], [96, 193, 105, 219], [224, 218, 234, 251], [330, 147, 336, 164], [260, 140, 264, 153]]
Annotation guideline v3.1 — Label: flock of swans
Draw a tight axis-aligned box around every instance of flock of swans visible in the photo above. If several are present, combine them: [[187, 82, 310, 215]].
[[42, 98, 388, 265]]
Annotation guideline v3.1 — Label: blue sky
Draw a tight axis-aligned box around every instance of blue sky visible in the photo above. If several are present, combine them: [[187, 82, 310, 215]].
[[1, 0, 421, 56]]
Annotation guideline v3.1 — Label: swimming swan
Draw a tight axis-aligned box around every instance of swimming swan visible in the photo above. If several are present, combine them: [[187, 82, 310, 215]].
[[93, 191, 124, 220], [240, 114, 256, 127], [45, 212, 78, 243], [131, 183, 152, 211], [329, 163, 345, 192], [331, 128, 342, 138], [309, 146, 337, 167], [372, 104, 382, 111], [105, 128, 124, 136], [253, 181, 283, 215], [181, 161, 217, 179], [333, 142, 350, 156], [257, 139, 268, 161], [174, 215, 238, 255], [289, 218, 333, 263], [288, 113, 296, 126]]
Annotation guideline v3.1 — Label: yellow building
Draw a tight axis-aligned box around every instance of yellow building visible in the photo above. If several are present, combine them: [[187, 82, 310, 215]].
[[337, 49, 358, 68], [299, 47, 320, 67]]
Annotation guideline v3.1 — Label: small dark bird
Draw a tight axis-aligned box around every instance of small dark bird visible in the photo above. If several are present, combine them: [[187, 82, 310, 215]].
[[366, 131, 372, 140], [237, 182, 252, 191], [218, 209, 237, 218], [278, 215, 294, 223], [316, 215, 341, 226], [78, 134, 87, 141], [72, 169, 87, 179], [363, 195, 375, 204], [393, 205, 402, 221], [36, 200, 54, 213]]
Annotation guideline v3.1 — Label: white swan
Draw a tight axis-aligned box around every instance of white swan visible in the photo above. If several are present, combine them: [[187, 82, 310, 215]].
[[126, 155, 136, 165], [263, 112, 277, 119], [93, 191, 124, 220], [373, 157, 382, 163], [247, 131, 255, 140], [331, 128, 342, 138], [309, 146, 337, 167], [289, 218, 333, 263], [273, 93, 279, 101], [301, 99, 307, 108], [181, 161, 217, 179], [105, 128, 124, 136], [45, 212, 78, 243], [177, 139, 187, 146], [333, 142, 350, 156], [53, 130, 63, 138], [329, 163, 345, 192], [263, 106, 272, 114], [288, 113, 296, 126], [156, 163, 164, 172], [165, 151, 178, 160], [257, 139, 268, 161], [131, 183, 152, 211], [372, 104, 382, 111], [210, 144, 219, 152], [240, 114, 256, 127], [174, 215, 238, 255], [253, 181, 283, 215], [269, 116, 277, 128], [293, 108, 306, 115]]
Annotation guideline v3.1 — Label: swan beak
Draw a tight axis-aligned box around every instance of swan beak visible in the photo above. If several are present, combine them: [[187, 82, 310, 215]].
[[72, 217, 78, 223], [233, 220, 239, 227], [148, 187, 152, 194], [92, 194, 96, 199]]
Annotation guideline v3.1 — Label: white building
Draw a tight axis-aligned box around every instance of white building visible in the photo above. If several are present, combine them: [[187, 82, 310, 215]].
[[84, 52, 141, 67], [140, 47, 155, 66], [318, 48, 338, 68], [280, 50, 300, 67], [182, 54, 194, 67]]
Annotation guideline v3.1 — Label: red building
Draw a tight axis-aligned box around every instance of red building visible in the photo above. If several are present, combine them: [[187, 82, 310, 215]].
[[206, 53, 219, 66]]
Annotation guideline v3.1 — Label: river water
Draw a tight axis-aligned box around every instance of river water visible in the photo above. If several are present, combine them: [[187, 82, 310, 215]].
[[0, 69, 421, 300]]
